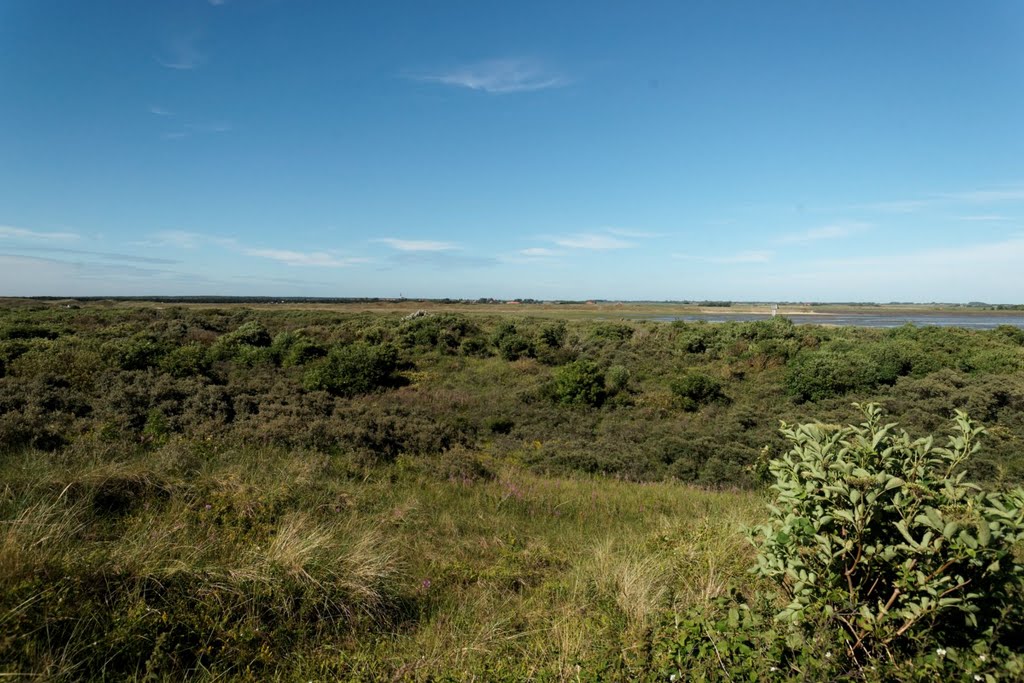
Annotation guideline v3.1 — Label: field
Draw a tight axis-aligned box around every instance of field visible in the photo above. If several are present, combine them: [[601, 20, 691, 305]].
[[3, 299, 1024, 680]]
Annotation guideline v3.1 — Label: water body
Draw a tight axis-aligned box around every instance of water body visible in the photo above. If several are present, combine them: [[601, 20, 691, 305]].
[[645, 313, 1024, 330]]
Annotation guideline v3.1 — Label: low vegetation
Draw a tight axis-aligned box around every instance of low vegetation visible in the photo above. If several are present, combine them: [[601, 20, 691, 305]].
[[2, 301, 1024, 679]]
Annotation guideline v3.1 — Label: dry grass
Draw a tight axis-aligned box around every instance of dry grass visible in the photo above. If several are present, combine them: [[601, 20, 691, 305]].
[[0, 443, 766, 680]]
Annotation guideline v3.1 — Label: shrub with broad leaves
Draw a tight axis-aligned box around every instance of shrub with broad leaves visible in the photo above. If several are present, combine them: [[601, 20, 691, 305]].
[[752, 403, 1024, 671]]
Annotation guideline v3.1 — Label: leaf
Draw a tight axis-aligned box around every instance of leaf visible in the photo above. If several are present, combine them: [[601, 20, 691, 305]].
[[977, 521, 991, 547], [894, 520, 916, 545], [885, 477, 905, 491], [958, 529, 978, 549]]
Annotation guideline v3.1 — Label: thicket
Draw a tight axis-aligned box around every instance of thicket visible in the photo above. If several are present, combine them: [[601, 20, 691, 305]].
[[657, 406, 1024, 681], [1, 305, 1023, 486]]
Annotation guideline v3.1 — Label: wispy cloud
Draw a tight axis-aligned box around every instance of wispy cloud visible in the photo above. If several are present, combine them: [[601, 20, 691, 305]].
[[945, 186, 1024, 203], [186, 122, 232, 133], [754, 235, 1024, 301], [139, 230, 241, 250], [552, 233, 633, 250], [674, 250, 774, 264], [520, 247, 559, 257], [389, 252, 498, 269], [375, 238, 460, 252], [0, 225, 80, 241], [6, 246, 179, 265], [958, 215, 1008, 222], [242, 248, 368, 268], [412, 58, 567, 94], [779, 222, 868, 244], [605, 227, 665, 238], [141, 230, 371, 269], [160, 122, 231, 141], [156, 32, 205, 70], [846, 183, 1024, 214], [149, 105, 174, 116]]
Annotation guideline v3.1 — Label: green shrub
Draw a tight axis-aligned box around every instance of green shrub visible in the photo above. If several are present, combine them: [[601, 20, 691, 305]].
[[676, 323, 717, 354], [498, 334, 533, 361], [606, 364, 630, 394], [222, 320, 272, 347], [868, 338, 934, 385], [272, 331, 327, 367], [484, 416, 515, 435], [751, 404, 1024, 670], [994, 325, 1024, 346], [539, 322, 567, 348], [303, 343, 399, 397], [160, 342, 211, 378], [490, 321, 534, 361], [103, 335, 164, 371], [551, 359, 605, 407], [0, 323, 59, 340], [670, 373, 727, 411], [587, 323, 633, 344], [785, 350, 874, 402]]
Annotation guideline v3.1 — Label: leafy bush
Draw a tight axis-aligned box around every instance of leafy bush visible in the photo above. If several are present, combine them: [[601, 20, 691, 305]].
[[222, 320, 272, 347], [785, 350, 874, 402], [0, 323, 59, 340], [103, 335, 164, 371], [606, 364, 630, 394], [551, 359, 605, 407], [994, 324, 1024, 346], [303, 343, 399, 397], [160, 342, 211, 378], [751, 404, 1024, 670], [587, 323, 633, 344], [539, 322, 567, 349], [399, 313, 478, 354], [676, 323, 717, 354], [670, 373, 727, 411]]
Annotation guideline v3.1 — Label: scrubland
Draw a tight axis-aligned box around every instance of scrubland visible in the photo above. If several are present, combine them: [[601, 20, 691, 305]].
[[3, 300, 1024, 679]]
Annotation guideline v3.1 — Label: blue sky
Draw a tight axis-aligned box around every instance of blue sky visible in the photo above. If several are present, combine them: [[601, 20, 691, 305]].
[[2, 1, 1024, 301]]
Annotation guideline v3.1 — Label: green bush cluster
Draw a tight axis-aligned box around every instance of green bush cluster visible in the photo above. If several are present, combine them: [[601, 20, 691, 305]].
[[753, 404, 1024, 666], [670, 372, 727, 411], [657, 406, 1024, 680], [303, 342, 399, 397], [551, 359, 606, 407]]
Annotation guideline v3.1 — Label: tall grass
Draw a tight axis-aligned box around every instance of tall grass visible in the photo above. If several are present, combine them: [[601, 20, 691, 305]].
[[0, 442, 763, 679]]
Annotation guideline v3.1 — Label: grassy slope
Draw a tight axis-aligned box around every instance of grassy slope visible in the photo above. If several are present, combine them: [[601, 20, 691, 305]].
[[0, 443, 761, 680]]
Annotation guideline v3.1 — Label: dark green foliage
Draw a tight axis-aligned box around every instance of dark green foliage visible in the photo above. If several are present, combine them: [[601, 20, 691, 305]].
[[485, 416, 515, 435], [994, 324, 1024, 346], [587, 323, 633, 344], [103, 334, 165, 371], [752, 405, 1024, 671], [2, 304, 1024, 488], [303, 343, 399, 397], [676, 322, 716, 354], [492, 322, 534, 361], [0, 323, 59, 340], [605, 364, 630, 394], [399, 313, 480, 354], [786, 349, 875, 402], [159, 342, 211, 378], [551, 359, 605, 407], [539, 322, 567, 348], [222, 320, 272, 347], [272, 330, 327, 367], [671, 372, 727, 411]]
